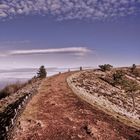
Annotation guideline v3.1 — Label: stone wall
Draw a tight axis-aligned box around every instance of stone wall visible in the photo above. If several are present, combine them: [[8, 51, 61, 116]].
[[0, 80, 41, 140]]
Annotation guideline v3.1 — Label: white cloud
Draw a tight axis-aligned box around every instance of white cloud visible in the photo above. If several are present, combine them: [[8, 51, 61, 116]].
[[9, 8, 16, 14], [17, 9, 24, 14], [9, 47, 91, 56], [0, 4, 9, 9], [0, 12, 7, 17], [0, 0, 139, 20]]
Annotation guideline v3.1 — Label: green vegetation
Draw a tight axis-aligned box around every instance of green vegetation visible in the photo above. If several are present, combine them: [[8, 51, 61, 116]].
[[99, 64, 113, 72], [113, 70, 125, 85], [37, 65, 47, 78]]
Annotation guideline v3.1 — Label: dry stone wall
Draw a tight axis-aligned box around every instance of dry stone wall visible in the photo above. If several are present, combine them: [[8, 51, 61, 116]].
[[0, 80, 41, 140]]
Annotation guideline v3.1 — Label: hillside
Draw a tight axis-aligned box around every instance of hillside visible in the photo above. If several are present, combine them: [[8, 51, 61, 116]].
[[68, 68, 140, 129], [10, 72, 139, 140]]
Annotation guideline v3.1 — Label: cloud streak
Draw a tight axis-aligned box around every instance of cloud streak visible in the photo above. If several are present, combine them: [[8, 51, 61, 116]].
[[10, 47, 91, 56], [0, 47, 91, 57], [0, 0, 140, 20]]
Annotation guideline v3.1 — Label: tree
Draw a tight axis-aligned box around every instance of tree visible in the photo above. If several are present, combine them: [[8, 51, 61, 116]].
[[37, 65, 47, 78], [130, 64, 140, 77], [125, 81, 140, 112], [131, 64, 136, 72], [99, 64, 113, 72]]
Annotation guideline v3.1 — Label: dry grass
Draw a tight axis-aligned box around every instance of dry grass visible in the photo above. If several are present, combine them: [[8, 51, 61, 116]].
[[0, 82, 26, 100]]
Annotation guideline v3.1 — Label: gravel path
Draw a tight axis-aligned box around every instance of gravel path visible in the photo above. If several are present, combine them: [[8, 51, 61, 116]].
[[11, 72, 139, 140]]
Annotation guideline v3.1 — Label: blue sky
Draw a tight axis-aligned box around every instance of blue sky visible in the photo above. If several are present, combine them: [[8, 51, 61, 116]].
[[0, 0, 140, 69]]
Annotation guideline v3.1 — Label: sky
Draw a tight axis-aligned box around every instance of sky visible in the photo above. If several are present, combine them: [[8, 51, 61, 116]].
[[0, 0, 140, 70]]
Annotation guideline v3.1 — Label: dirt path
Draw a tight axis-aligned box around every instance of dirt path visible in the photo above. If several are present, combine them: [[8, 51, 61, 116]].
[[12, 72, 139, 140]]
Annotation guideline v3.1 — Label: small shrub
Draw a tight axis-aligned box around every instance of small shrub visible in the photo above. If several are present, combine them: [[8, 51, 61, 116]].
[[131, 64, 136, 72], [113, 70, 125, 85], [80, 66, 82, 71], [0, 90, 10, 99], [99, 64, 113, 72]]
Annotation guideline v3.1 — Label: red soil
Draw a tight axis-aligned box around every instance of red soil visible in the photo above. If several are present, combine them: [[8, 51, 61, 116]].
[[12, 72, 140, 140]]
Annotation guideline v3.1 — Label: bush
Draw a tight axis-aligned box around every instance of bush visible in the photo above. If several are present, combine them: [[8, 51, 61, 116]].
[[99, 64, 113, 72], [0, 90, 10, 99], [113, 70, 125, 85]]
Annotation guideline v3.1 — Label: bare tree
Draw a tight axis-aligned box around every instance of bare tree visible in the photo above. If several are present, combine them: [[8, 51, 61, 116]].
[[125, 81, 140, 112]]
